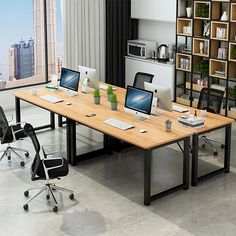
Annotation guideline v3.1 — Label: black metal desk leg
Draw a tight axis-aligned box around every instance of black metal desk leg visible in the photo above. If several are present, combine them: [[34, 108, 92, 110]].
[[224, 124, 232, 173], [70, 120, 77, 166], [191, 134, 199, 186], [58, 115, 63, 127], [15, 97, 21, 123], [66, 119, 71, 164], [144, 149, 152, 206], [183, 137, 190, 189], [50, 112, 55, 129]]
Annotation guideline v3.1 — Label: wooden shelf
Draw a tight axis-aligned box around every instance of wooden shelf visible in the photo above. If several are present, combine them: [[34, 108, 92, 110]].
[[209, 59, 228, 79], [176, 53, 192, 72], [176, 97, 191, 106], [230, 22, 236, 42], [186, 82, 207, 92], [211, 21, 229, 41], [193, 38, 209, 57], [229, 43, 236, 62], [231, 3, 236, 22], [211, 40, 228, 60], [177, 18, 193, 36], [194, 1, 211, 20], [229, 62, 236, 81]]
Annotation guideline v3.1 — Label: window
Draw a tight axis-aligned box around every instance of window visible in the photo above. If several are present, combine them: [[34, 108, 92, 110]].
[[0, 0, 55, 91]]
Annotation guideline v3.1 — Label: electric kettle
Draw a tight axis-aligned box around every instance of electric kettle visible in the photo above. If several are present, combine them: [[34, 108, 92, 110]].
[[157, 44, 169, 60]]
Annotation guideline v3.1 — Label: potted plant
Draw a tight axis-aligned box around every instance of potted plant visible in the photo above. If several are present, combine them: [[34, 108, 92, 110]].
[[110, 93, 118, 110], [186, 0, 192, 18], [93, 88, 101, 104], [107, 85, 113, 101]]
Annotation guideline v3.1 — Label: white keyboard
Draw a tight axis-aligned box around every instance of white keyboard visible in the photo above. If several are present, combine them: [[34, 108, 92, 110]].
[[40, 95, 63, 104], [173, 105, 189, 113], [103, 118, 134, 130], [99, 84, 117, 91]]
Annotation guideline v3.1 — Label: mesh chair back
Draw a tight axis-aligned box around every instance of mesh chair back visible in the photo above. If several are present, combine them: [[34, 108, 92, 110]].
[[133, 72, 154, 90], [197, 88, 224, 114], [23, 123, 40, 153], [0, 106, 9, 138]]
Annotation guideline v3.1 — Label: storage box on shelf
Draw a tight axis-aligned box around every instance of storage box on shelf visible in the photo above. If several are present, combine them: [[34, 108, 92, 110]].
[[194, 19, 210, 38], [176, 96, 191, 106], [193, 38, 210, 57], [211, 40, 228, 60], [211, 21, 229, 41], [229, 43, 236, 62], [176, 53, 192, 72], [194, 1, 211, 20], [210, 59, 228, 79], [231, 3, 236, 22], [177, 18, 193, 36], [186, 81, 207, 92]]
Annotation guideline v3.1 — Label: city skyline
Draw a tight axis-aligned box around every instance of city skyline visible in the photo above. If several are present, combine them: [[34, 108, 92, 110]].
[[0, 0, 62, 82]]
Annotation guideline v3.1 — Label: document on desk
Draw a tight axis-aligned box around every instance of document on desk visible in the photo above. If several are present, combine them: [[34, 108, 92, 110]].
[[173, 105, 189, 113], [103, 118, 134, 130]]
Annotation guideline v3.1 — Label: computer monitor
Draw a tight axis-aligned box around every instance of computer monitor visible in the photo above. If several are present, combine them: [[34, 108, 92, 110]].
[[144, 82, 173, 112], [124, 86, 154, 120], [59, 68, 80, 95], [78, 65, 99, 92]]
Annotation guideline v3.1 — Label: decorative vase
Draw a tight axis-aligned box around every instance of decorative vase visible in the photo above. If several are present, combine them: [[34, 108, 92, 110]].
[[221, 11, 228, 21], [111, 102, 118, 110], [186, 7, 192, 18], [94, 96, 100, 104]]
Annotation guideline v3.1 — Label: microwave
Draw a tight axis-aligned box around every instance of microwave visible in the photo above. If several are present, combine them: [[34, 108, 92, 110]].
[[127, 40, 157, 59]]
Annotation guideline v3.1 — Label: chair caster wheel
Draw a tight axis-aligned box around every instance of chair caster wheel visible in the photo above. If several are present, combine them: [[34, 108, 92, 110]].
[[69, 193, 74, 200], [20, 161, 25, 167], [24, 191, 29, 197], [53, 206, 58, 212], [46, 195, 50, 200], [23, 204, 28, 211], [214, 151, 218, 156], [8, 156, 11, 160], [25, 152, 29, 158], [202, 144, 205, 148], [221, 144, 225, 149]]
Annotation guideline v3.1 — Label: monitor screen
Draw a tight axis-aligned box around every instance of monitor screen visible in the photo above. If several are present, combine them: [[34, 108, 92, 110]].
[[59, 68, 80, 92], [125, 86, 153, 115]]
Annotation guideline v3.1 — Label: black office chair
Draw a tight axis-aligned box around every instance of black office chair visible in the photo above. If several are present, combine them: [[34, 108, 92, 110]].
[[23, 123, 74, 213], [0, 106, 29, 166], [133, 72, 154, 90], [197, 88, 225, 156]]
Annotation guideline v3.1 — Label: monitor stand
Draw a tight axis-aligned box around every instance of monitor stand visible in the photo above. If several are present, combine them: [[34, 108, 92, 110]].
[[135, 115, 147, 121], [66, 90, 77, 97]]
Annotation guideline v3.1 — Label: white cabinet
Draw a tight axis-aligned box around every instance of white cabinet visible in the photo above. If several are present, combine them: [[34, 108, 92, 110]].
[[125, 57, 175, 99], [131, 0, 176, 23]]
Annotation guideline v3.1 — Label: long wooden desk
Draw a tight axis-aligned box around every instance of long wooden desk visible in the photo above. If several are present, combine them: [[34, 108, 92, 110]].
[[13, 84, 233, 205]]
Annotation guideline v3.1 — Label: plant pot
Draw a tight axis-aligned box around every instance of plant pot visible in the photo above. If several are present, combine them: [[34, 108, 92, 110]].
[[107, 94, 113, 101], [111, 102, 118, 110], [94, 96, 100, 104], [186, 7, 192, 18]]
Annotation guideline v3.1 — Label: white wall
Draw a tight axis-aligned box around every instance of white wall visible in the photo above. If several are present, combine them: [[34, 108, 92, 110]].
[[138, 20, 176, 45]]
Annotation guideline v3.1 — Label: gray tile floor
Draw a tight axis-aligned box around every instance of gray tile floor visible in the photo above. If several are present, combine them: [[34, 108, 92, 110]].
[[1, 106, 236, 236]]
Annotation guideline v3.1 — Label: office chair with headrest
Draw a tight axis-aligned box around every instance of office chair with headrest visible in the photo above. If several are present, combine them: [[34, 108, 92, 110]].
[[23, 123, 74, 213], [0, 106, 29, 166], [197, 88, 225, 156], [133, 72, 154, 90]]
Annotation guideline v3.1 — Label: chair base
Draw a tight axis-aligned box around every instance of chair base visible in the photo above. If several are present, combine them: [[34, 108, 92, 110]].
[[0, 144, 29, 166], [199, 135, 224, 156], [23, 182, 74, 212]]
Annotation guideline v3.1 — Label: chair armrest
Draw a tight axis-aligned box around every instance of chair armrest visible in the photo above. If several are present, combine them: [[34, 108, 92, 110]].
[[42, 157, 64, 171]]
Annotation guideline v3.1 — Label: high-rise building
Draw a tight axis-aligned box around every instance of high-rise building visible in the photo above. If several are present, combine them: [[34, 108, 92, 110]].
[[9, 39, 35, 80], [33, 0, 57, 78]]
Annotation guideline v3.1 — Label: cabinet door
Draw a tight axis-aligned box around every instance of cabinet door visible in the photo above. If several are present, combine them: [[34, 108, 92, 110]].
[[131, 0, 176, 23], [125, 58, 175, 99]]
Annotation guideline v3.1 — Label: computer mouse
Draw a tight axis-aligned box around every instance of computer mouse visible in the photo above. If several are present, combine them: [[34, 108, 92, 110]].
[[66, 102, 72, 105], [139, 129, 147, 133]]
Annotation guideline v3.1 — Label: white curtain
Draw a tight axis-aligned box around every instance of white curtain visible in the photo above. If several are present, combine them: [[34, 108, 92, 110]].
[[61, 0, 106, 82]]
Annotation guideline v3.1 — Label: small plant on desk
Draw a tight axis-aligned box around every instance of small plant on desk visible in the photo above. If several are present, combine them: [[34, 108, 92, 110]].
[[110, 93, 118, 110], [107, 85, 113, 101], [93, 88, 101, 104]]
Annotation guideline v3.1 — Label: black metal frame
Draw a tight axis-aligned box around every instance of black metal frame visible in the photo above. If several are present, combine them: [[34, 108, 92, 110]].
[[191, 124, 232, 186], [144, 137, 190, 206]]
